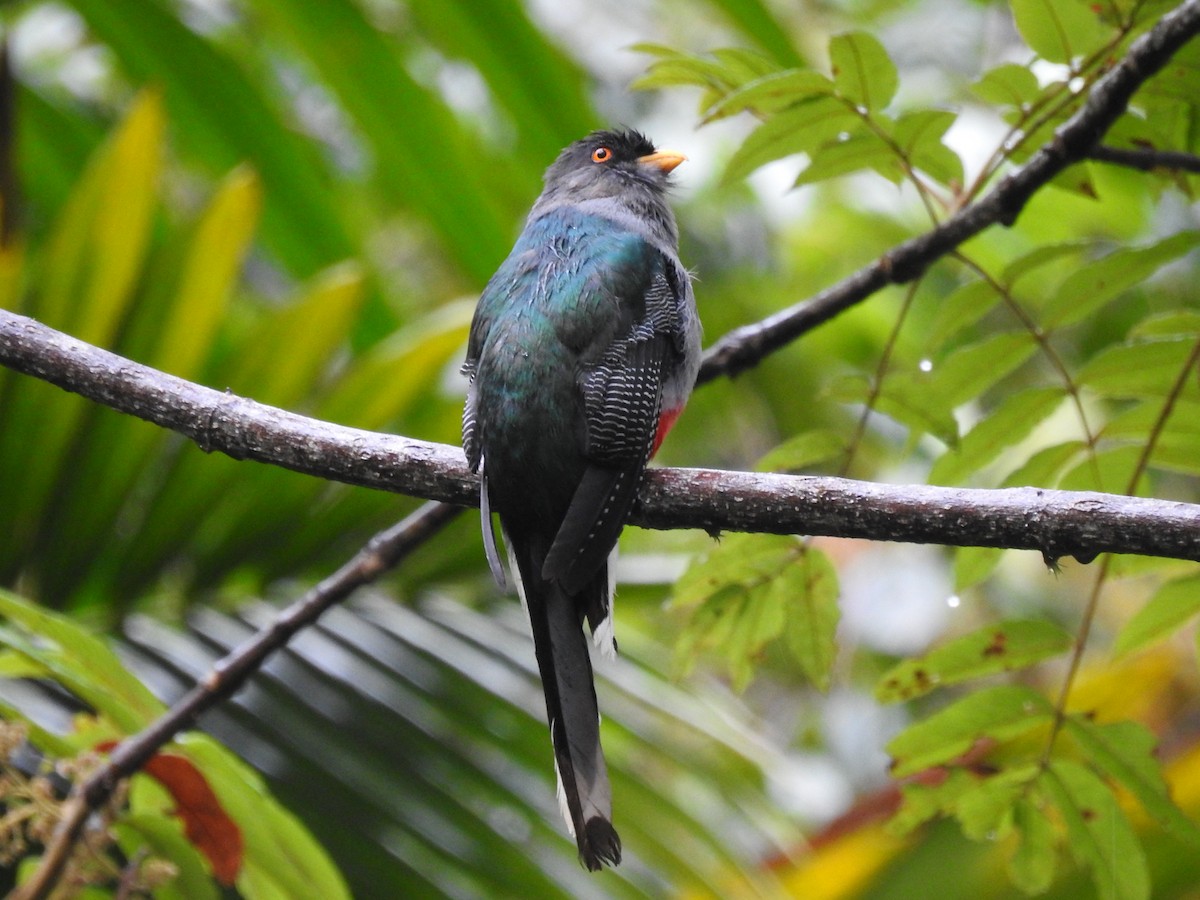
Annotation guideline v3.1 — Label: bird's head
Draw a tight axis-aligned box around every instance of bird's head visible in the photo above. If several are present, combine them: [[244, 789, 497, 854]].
[[534, 129, 686, 237], [542, 129, 685, 201]]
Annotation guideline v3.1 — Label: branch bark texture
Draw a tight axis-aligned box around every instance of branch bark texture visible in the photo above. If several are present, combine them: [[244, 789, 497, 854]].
[[2, 308, 1198, 563]]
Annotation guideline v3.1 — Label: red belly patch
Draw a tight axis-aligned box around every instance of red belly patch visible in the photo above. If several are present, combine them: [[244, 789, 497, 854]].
[[652, 407, 683, 457]]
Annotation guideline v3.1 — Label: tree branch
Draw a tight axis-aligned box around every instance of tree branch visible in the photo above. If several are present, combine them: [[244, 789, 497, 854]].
[[12, 500, 461, 900], [0, 308, 477, 505], [1088, 143, 1200, 173], [2, 308, 1197, 563], [696, 0, 1200, 384], [639, 470, 1198, 564]]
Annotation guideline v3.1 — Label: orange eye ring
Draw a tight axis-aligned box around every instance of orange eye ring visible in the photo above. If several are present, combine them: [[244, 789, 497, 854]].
[[591, 146, 612, 163]]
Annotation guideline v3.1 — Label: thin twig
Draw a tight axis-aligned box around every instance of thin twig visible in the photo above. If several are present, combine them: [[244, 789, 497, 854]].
[[838, 278, 922, 478], [12, 500, 461, 900], [1089, 144, 1200, 173]]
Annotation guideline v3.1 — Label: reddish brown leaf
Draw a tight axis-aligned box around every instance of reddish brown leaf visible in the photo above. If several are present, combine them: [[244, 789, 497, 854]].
[[144, 753, 244, 886], [98, 742, 243, 886]]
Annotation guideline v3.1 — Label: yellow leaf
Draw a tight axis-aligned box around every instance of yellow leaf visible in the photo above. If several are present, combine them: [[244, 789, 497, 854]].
[[43, 88, 165, 341], [782, 827, 907, 899], [154, 165, 262, 378]]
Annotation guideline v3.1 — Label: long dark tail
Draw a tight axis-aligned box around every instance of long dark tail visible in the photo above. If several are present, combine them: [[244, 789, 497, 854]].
[[510, 535, 621, 870]]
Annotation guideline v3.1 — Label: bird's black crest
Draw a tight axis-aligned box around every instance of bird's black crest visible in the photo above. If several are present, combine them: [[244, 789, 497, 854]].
[[581, 128, 656, 159], [554, 128, 658, 170]]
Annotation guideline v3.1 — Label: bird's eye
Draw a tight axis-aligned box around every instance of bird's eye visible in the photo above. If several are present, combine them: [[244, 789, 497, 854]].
[[591, 147, 612, 163]]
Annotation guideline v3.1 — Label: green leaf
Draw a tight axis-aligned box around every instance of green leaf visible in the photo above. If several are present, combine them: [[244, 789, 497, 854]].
[[1140, 36, 1200, 108], [1151, 437, 1200, 477], [631, 46, 734, 92], [0, 588, 165, 731], [926, 280, 1004, 348], [673, 535, 798, 687], [1009, 794, 1058, 893], [706, 0, 804, 66], [633, 45, 780, 116], [710, 47, 785, 85], [38, 88, 164, 334], [1078, 337, 1200, 400], [1064, 717, 1200, 843], [892, 109, 963, 187], [27, 166, 264, 599], [795, 133, 903, 187], [1049, 162, 1101, 202], [697, 583, 786, 692], [1001, 240, 1092, 289], [0, 91, 166, 561], [116, 265, 367, 591], [674, 537, 837, 690], [930, 387, 1065, 486], [859, 377, 959, 444], [829, 31, 897, 111], [1128, 310, 1200, 339], [226, 264, 365, 406], [265, 0, 520, 282], [174, 734, 351, 900], [876, 620, 1072, 703], [723, 95, 860, 183], [1114, 574, 1200, 658], [114, 814, 220, 900], [873, 333, 1036, 445], [17, 85, 105, 224], [1011, 0, 1112, 64], [401, 0, 596, 169], [702, 70, 833, 122], [68, 0, 360, 285], [781, 545, 840, 690], [1102, 403, 1200, 480], [927, 332, 1037, 408], [1104, 397, 1200, 442], [890, 768, 982, 835], [318, 301, 475, 429], [153, 166, 262, 378], [673, 534, 798, 609], [891, 109, 955, 149], [955, 764, 1039, 840], [1001, 440, 1087, 489], [1042, 760, 1149, 900], [824, 373, 870, 405], [0, 696, 77, 757], [0, 650, 48, 679], [1058, 445, 1149, 494], [887, 685, 1053, 777], [756, 428, 846, 472], [1043, 232, 1200, 328], [827, 370, 958, 445], [955, 546, 1004, 591], [971, 63, 1043, 109]]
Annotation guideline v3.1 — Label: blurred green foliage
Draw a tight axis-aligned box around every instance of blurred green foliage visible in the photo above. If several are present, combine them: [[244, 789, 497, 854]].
[[1, 0, 1200, 897]]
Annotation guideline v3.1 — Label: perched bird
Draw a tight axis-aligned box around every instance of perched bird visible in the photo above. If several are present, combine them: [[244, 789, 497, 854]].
[[461, 129, 701, 869]]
